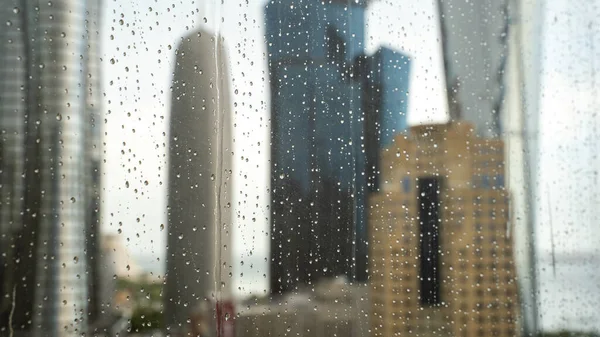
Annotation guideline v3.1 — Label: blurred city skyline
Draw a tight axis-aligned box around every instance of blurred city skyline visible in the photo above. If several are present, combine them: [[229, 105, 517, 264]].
[[101, 0, 447, 276], [99, 0, 600, 332]]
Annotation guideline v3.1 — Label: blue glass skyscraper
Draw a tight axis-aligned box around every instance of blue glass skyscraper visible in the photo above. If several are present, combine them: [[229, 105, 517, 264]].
[[360, 47, 411, 192], [265, 0, 410, 294]]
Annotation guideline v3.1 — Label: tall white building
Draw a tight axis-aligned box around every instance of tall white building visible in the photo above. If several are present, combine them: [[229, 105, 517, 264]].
[[164, 27, 234, 336]]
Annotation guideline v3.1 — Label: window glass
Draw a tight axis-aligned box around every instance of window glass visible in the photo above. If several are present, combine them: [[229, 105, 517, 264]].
[[0, 1, 598, 337]]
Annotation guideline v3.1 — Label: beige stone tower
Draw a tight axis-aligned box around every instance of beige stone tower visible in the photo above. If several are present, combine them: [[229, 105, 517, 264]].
[[369, 122, 519, 337]]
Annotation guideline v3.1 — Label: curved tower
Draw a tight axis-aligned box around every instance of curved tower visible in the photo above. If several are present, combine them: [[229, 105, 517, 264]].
[[165, 28, 233, 335]]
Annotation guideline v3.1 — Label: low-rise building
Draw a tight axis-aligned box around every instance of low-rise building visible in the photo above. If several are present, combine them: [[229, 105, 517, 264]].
[[236, 278, 370, 337]]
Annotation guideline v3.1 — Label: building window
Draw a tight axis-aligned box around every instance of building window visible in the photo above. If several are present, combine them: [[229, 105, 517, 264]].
[[472, 175, 479, 188], [481, 175, 490, 189], [495, 174, 505, 188], [417, 177, 442, 306], [402, 177, 411, 193]]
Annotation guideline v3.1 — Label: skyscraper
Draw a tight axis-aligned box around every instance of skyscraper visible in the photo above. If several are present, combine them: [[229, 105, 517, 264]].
[[437, 0, 510, 138], [360, 48, 412, 193], [165, 28, 233, 336], [84, 0, 104, 327], [369, 122, 519, 337], [502, 1, 544, 334], [0, 0, 103, 335], [265, 0, 411, 294]]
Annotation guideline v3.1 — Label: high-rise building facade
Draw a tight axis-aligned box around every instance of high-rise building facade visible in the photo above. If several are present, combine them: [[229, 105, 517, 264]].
[[360, 48, 412, 193], [437, 0, 510, 138], [265, 0, 411, 294], [502, 0, 544, 333], [369, 122, 519, 337], [0, 0, 103, 336], [165, 28, 233, 336]]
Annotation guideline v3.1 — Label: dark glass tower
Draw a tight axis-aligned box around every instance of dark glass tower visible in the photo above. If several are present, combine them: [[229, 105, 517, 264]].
[[265, 0, 411, 294], [360, 48, 412, 192]]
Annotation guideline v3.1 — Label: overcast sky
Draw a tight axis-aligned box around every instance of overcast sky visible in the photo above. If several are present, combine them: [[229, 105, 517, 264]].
[[99, 0, 447, 287], [99, 0, 600, 331]]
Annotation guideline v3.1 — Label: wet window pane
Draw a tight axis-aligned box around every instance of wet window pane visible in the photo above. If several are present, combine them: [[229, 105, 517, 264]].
[[0, 0, 598, 337]]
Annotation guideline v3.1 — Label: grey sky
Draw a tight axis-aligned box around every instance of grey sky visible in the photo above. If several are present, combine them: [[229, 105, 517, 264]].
[[99, 0, 600, 331], [100, 0, 446, 288]]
